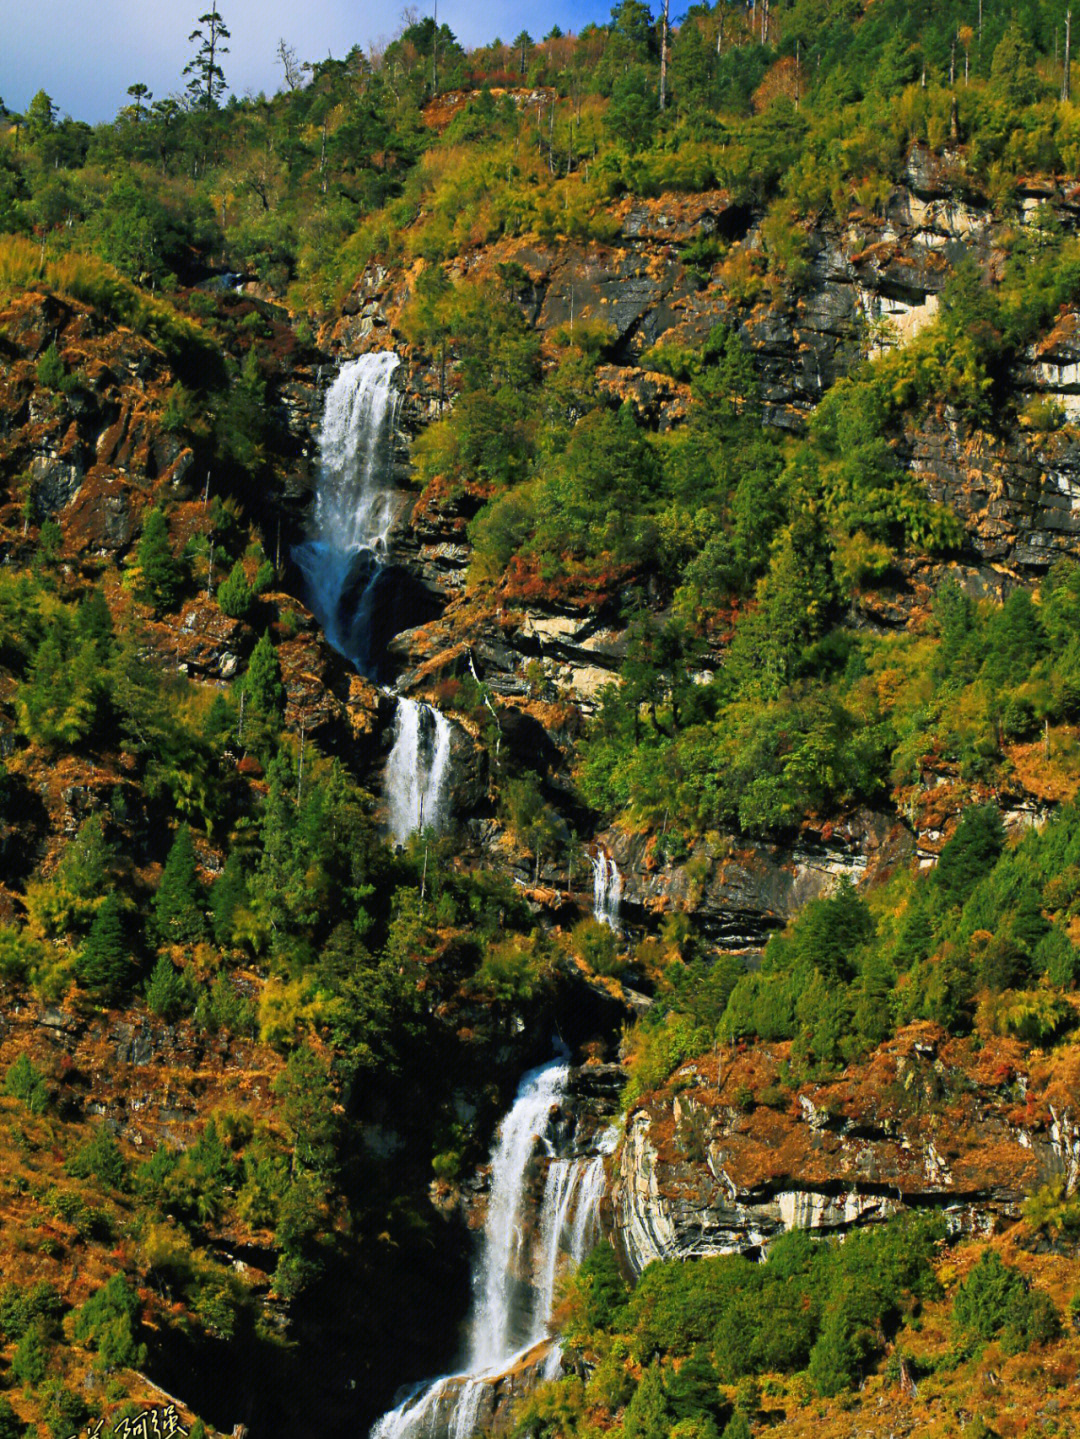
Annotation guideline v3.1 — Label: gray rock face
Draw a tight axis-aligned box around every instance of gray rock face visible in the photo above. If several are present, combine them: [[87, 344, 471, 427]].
[[601, 810, 908, 948], [29, 454, 83, 514]]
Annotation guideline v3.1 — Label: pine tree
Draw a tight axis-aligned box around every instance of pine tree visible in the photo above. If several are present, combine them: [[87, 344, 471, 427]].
[[16, 635, 102, 750], [217, 560, 254, 620], [152, 825, 207, 947], [135, 509, 184, 615], [78, 893, 129, 1000], [243, 632, 284, 717], [184, 4, 231, 111], [145, 955, 193, 1021], [240, 631, 285, 757], [211, 851, 248, 946]]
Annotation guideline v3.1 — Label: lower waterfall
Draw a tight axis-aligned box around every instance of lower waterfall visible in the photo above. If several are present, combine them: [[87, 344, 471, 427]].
[[386, 698, 453, 844], [371, 1058, 611, 1439]]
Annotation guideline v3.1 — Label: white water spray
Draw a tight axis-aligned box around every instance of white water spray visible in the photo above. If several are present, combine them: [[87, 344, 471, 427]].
[[370, 1061, 611, 1439], [591, 850, 622, 930], [294, 353, 401, 670], [297, 352, 454, 841], [386, 698, 453, 843]]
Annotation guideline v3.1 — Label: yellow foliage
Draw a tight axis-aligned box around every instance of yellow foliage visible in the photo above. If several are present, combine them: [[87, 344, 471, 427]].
[[257, 977, 329, 1049]]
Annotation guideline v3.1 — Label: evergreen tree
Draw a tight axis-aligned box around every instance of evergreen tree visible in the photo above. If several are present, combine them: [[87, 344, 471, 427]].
[[216, 559, 254, 620], [210, 850, 248, 946], [10, 1324, 48, 1387], [240, 631, 285, 757], [184, 4, 231, 110], [935, 805, 1005, 908], [78, 892, 130, 1000], [3, 1054, 48, 1115], [623, 1362, 671, 1439], [152, 825, 207, 947], [135, 509, 184, 615], [16, 635, 102, 750], [273, 1046, 339, 1174], [145, 954, 194, 1021]]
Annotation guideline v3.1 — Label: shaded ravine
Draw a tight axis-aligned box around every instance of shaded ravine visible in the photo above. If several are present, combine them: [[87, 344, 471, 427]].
[[371, 1057, 612, 1439], [294, 352, 451, 838]]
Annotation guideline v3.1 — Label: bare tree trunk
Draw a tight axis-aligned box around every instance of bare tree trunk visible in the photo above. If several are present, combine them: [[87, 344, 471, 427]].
[[659, 0, 670, 111], [1064, 9, 1072, 103], [432, 0, 438, 95]]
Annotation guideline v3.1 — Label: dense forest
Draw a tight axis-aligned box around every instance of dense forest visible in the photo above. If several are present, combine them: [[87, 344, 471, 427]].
[[4, 0, 1080, 1436]]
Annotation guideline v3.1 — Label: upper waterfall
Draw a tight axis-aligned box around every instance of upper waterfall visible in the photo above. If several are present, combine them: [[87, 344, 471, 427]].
[[293, 352, 401, 675], [295, 351, 452, 843], [591, 850, 622, 931]]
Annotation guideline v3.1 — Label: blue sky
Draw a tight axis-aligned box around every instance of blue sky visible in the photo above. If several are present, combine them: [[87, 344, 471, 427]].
[[1, 0, 617, 125]]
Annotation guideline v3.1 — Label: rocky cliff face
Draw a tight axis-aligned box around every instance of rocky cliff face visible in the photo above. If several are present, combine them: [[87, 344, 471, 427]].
[[611, 1023, 1080, 1274]]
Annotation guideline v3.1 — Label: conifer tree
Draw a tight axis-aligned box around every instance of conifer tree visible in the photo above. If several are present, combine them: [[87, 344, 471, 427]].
[[135, 509, 184, 615], [152, 825, 207, 947], [211, 851, 247, 946], [240, 631, 285, 757], [217, 559, 254, 620], [145, 954, 193, 1021], [184, 4, 231, 111], [78, 892, 129, 1000]]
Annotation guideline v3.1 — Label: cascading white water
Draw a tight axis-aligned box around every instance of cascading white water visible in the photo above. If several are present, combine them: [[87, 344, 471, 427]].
[[467, 1059, 570, 1372], [293, 352, 401, 671], [590, 851, 622, 930], [295, 351, 454, 842], [371, 1061, 611, 1439], [387, 698, 452, 844], [541, 1128, 618, 1381]]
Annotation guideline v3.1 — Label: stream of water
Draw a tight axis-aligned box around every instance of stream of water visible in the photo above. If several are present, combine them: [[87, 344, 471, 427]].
[[295, 352, 450, 839], [590, 850, 622, 930], [370, 1058, 611, 1439]]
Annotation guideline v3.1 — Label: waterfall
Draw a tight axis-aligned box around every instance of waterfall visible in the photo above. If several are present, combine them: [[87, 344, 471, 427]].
[[386, 698, 452, 844], [371, 1061, 611, 1439], [293, 352, 401, 673], [295, 351, 453, 842], [591, 851, 622, 930]]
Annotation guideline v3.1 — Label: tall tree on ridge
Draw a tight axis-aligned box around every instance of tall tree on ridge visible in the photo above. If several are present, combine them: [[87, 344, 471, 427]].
[[184, 4, 230, 111]]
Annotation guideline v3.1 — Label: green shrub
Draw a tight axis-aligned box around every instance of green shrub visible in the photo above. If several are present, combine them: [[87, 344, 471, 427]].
[[3, 1053, 49, 1113], [35, 342, 67, 390], [72, 1275, 146, 1369], [11, 1323, 49, 1387], [953, 1250, 1060, 1353], [66, 1127, 131, 1192], [0, 1281, 63, 1341]]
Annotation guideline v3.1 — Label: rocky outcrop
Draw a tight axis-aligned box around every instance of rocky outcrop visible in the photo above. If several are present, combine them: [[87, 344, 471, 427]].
[[600, 811, 911, 947], [612, 1024, 1077, 1274]]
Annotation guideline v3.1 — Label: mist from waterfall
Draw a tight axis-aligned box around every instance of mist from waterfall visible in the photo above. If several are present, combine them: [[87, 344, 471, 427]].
[[370, 1059, 611, 1439], [591, 851, 622, 930], [295, 352, 452, 842]]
